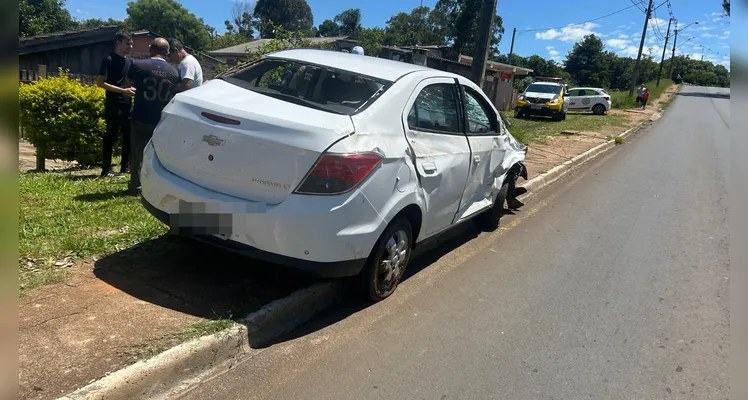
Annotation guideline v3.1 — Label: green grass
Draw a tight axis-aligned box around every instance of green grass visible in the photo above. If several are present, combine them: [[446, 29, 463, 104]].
[[181, 319, 238, 340], [609, 79, 674, 109], [19, 169, 166, 294], [502, 112, 629, 145]]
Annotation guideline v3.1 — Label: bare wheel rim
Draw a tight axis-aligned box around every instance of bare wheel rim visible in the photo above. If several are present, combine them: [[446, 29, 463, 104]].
[[376, 229, 409, 294]]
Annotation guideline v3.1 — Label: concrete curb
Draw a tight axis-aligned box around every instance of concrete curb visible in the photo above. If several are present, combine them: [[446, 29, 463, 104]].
[[517, 110, 661, 202], [58, 281, 342, 400]]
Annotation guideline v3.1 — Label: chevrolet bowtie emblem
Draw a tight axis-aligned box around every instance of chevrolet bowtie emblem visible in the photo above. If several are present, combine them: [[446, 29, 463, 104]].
[[202, 135, 226, 147]]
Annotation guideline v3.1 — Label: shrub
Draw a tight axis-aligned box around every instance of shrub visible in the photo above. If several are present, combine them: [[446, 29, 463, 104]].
[[19, 70, 113, 167]]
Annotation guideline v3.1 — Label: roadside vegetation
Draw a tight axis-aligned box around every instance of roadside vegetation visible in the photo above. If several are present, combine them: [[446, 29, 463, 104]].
[[610, 79, 674, 109], [19, 168, 166, 294], [502, 112, 628, 145]]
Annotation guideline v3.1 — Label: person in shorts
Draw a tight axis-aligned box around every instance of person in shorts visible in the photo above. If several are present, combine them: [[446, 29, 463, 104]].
[[641, 88, 650, 109], [96, 31, 135, 178], [126, 38, 181, 195]]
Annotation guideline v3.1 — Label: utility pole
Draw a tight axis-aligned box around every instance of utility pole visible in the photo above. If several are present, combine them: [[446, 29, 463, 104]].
[[470, 0, 499, 86], [628, 0, 653, 97], [668, 21, 678, 79], [507, 28, 516, 65], [656, 17, 673, 87]]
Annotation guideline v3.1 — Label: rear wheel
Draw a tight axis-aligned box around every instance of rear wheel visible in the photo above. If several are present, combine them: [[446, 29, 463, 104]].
[[477, 180, 509, 231], [592, 104, 606, 115], [360, 218, 413, 301]]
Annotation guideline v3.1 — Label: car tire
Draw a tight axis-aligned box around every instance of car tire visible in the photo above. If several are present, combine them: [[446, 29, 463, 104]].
[[515, 111, 523, 119], [592, 104, 606, 115], [359, 217, 413, 302], [477, 180, 509, 231], [552, 111, 562, 121]]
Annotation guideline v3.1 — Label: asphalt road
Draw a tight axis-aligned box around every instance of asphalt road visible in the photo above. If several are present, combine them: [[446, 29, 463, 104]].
[[179, 85, 730, 400]]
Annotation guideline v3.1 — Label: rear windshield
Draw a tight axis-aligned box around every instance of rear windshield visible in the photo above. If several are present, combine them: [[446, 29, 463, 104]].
[[526, 84, 563, 94], [221, 58, 391, 115]]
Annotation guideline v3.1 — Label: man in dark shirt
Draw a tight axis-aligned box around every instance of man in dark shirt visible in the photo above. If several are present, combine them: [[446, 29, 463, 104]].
[[126, 37, 181, 195], [96, 31, 135, 178]]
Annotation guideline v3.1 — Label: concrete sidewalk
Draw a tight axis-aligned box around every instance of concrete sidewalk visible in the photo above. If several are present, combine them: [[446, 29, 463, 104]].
[[19, 236, 313, 400]]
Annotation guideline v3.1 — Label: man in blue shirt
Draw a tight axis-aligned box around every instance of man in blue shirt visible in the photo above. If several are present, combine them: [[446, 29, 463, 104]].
[[126, 37, 180, 195]]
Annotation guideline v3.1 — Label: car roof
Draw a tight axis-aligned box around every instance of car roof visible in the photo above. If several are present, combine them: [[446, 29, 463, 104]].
[[267, 49, 432, 82], [529, 81, 562, 85], [570, 87, 604, 91]]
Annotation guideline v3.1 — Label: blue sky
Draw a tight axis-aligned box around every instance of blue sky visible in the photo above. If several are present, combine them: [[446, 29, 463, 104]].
[[66, 0, 731, 69]]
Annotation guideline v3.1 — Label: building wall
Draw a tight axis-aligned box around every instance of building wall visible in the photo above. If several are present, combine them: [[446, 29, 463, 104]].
[[132, 35, 153, 55], [19, 41, 113, 77]]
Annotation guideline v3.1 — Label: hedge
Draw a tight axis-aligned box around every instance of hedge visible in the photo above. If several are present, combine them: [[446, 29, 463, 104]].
[[19, 70, 117, 167]]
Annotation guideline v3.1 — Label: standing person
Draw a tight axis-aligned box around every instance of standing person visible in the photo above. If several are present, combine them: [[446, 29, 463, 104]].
[[96, 31, 135, 178], [641, 88, 650, 109], [126, 38, 181, 195], [167, 38, 203, 92], [636, 84, 645, 107]]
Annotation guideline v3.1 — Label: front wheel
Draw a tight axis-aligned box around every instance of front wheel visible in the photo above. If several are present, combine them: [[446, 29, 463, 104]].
[[592, 104, 606, 115], [360, 218, 413, 301]]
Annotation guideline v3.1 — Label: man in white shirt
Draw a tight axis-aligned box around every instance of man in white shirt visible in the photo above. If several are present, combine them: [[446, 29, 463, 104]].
[[167, 38, 203, 92]]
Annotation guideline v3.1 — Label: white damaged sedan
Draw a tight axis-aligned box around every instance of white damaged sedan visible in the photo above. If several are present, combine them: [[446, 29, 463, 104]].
[[140, 49, 527, 301]]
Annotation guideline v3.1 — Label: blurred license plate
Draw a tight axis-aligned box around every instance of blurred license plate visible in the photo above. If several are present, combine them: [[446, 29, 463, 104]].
[[531, 105, 542, 110]]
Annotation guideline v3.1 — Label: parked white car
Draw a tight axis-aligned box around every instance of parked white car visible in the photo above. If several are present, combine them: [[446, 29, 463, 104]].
[[140, 49, 527, 301], [566, 87, 612, 115]]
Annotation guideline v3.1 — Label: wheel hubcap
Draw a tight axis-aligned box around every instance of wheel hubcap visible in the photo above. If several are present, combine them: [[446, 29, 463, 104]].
[[378, 229, 409, 290]]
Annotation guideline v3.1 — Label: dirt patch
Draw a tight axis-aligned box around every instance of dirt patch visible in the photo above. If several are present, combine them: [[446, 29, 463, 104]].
[[19, 236, 315, 400], [18, 140, 77, 172]]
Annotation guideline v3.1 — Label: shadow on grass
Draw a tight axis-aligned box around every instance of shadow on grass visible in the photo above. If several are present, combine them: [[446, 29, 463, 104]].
[[94, 235, 318, 321], [74, 190, 132, 202], [675, 92, 730, 99]]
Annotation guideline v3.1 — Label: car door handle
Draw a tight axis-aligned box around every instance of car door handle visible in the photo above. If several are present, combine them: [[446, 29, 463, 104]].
[[473, 155, 481, 163], [422, 162, 437, 174]]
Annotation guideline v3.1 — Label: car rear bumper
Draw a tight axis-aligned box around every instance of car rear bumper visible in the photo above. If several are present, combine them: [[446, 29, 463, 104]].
[[139, 142, 385, 278]]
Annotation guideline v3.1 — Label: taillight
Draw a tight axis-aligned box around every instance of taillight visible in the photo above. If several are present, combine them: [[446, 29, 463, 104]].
[[603, 96, 610, 100], [201, 112, 241, 125], [294, 153, 383, 195]]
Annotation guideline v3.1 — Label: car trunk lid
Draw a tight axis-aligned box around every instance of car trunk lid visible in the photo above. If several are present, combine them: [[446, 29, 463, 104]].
[[151, 79, 355, 205]]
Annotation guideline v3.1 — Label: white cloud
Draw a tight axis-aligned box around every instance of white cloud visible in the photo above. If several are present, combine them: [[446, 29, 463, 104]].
[[702, 33, 717, 38], [648, 18, 667, 31], [618, 34, 629, 39], [699, 26, 717, 31], [617, 24, 628, 29], [713, 16, 724, 22], [719, 31, 730, 40], [535, 22, 599, 41], [546, 46, 561, 61], [619, 46, 640, 57], [605, 38, 630, 49]]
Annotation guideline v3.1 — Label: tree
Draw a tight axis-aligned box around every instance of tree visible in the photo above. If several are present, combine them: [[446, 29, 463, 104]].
[[564, 34, 610, 87], [126, 0, 211, 51], [722, 0, 730, 16], [225, 1, 255, 39], [334, 8, 362, 38], [356, 27, 386, 56], [253, 0, 313, 38], [77, 17, 132, 31], [20, 0, 78, 37], [434, 0, 504, 57], [317, 19, 340, 37], [383, 6, 447, 46]]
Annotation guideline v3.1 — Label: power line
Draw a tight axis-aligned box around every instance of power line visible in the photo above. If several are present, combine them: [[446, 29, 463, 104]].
[[519, 4, 640, 33], [631, 0, 646, 13]]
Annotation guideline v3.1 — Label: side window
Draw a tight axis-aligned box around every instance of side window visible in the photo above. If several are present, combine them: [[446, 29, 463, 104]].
[[577, 89, 587, 96], [567, 89, 579, 97], [463, 87, 497, 135], [407, 84, 460, 134]]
